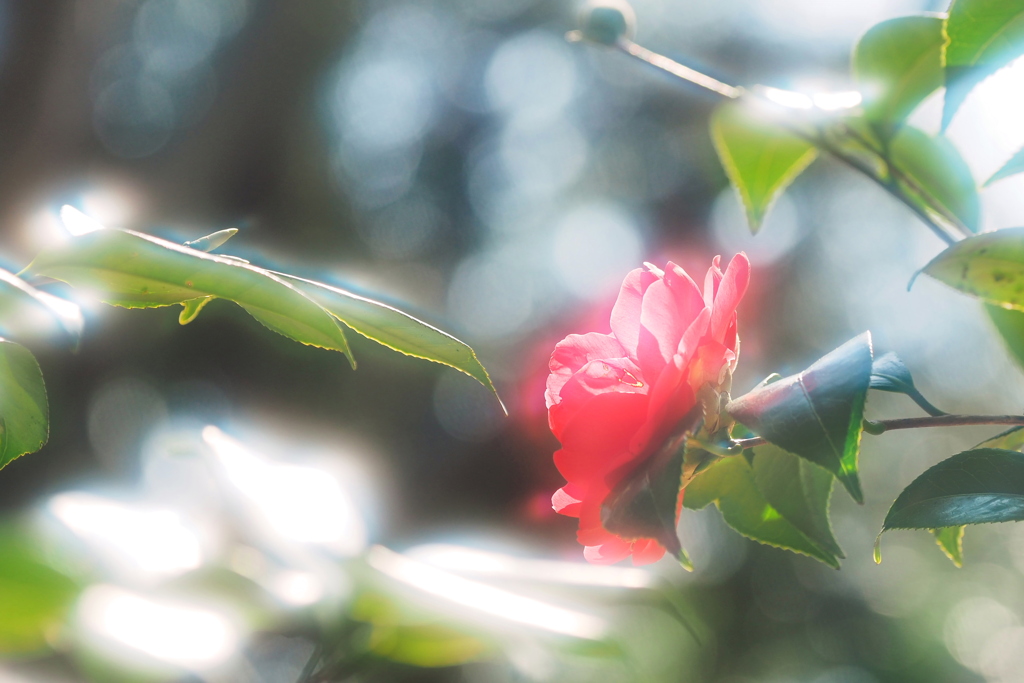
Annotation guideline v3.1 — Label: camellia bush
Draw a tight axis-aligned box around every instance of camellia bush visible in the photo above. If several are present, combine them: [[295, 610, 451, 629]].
[[2, 0, 1024, 681]]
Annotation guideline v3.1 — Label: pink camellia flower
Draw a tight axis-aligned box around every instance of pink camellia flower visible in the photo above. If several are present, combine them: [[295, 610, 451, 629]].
[[546, 254, 750, 565]]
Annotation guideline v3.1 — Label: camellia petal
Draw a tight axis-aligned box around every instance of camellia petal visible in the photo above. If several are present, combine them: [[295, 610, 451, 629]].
[[610, 267, 660, 356]]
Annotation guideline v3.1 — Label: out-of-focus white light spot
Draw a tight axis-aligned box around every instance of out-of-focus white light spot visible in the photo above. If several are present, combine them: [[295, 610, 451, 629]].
[[202, 427, 367, 556], [360, 188, 440, 259], [761, 87, 814, 110], [553, 202, 643, 300], [269, 571, 325, 607], [814, 91, 862, 111], [406, 544, 656, 588], [135, 0, 221, 77], [338, 58, 435, 152], [500, 119, 588, 200], [447, 252, 535, 339], [945, 596, 1020, 672], [485, 31, 576, 124], [710, 188, 802, 265], [751, 0, 921, 43], [60, 206, 107, 236], [368, 546, 607, 640], [49, 492, 202, 579], [78, 585, 238, 669], [93, 77, 176, 158]]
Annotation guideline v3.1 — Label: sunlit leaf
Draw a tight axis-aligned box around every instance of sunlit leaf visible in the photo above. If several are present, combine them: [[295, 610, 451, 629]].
[[751, 444, 844, 559], [0, 340, 48, 469], [23, 229, 356, 367], [975, 423, 1024, 451], [0, 526, 79, 654], [725, 333, 873, 502], [178, 297, 212, 325], [882, 448, 1024, 530], [932, 526, 965, 567], [922, 228, 1024, 309], [0, 268, 83, 343], [942, 0, 1024, 129], [870, 351, 946, 416], [853, 14, 946, 142], [684, 455, 840, 567], [985, 144, 1024, 186], [986, 303, 1024, 371], [275, 273, 500, 401], [710, 101, 818, 233], [183, 228, 238, 253], [889, 126, 980, 232]]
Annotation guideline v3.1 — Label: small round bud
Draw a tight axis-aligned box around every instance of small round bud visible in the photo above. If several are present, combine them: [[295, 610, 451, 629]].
[[577, 0, 637, 46]]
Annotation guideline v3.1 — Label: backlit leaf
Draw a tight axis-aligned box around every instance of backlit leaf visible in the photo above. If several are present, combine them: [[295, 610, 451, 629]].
[[882, 448, 1024, 529], [986, 144, 1024, 186], [710, 101, 818, 233], [889, 126, 980, 232], [922, 228, 1024, 309], [725, 333, 874, 502], [0, 268, 82, 343], [853, 14, 946, 142], [932, 526, 965, 567], [975, 424, 1024, 451], [184, 228, 238, 252], [684, 455, 840, 567], [0, 341, 48, 469], [942, 0, 1024, 129], [751, 444, 844, 559], [986, 303, 1024, 371]]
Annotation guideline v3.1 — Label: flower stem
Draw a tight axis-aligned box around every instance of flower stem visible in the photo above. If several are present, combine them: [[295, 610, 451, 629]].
[[732, 414, 1024, 450]]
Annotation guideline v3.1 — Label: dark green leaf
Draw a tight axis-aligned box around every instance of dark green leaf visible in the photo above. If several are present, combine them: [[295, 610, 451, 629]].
[[986, 144, 1024, 186], [932, 526, 965, 567], [890, 126, 981, 232], [922, 228, 1024, 309], [853, 14, 945, 142], [274, 273, 500, 402], [988, 302, 1024, 371], [882, 448, 1024, 529], [751, 444, 844, 559], [684, 455, 840, 567], [24, 229, 356, 367], [602, 406, 704, 565], [943, 0, 1024, 130], [183, 228, 238, 253], [870, 351, 946, 416], [725, 332, 873, 502], [710, 101, 818, 233], [0, 341, 48, 469]]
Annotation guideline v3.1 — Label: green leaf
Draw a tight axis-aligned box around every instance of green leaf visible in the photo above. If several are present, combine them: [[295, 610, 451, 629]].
[[932, 526, 965, 567], [853, 14, 946, 142], [975, 424, 1024, 451], [986, 303, 1024, 370], [602, 406, 704, 565], [725, 332, 873, 503], [178, 297, 212, 325], [0, 268, 82, 342], [882, 447, 1024, 529], [870, 351, 946, 416], [922, 228, 1024, 309], [0, 526, 79, 654], [23, 229, 356, 367], [183, 228, 238, 252], [274, 273, 500, 402], [889, 126, 981, 232], [751, 444, 844, 559], [684, 455, 840, 567], [710, 101, 818, 233], [0, 341, 48, 469], [942, 0, 1024, 130], [986, 144, 1024, 186]]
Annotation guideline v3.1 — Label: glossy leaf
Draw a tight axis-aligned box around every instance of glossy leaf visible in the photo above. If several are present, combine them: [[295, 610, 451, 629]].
[[725, 332, 873, 502], [0, 526, 79, 654], [602, 406, 704, 564], [932, 526, 965, 567], [870, 351, 946, 416], [882, 448, 1024, 529], [889, 126, 980, 232], [275, 273, 500, 400], [853, 14, 945, 142], [710, 101, 818, 233], [943, 0, 1024, 129], [23, 229, 356, 367], [684, 455, 840, 567], [751, 444, 844, 559], [0, 341, 48, 469], [987, 303, 1024, 369], [922, 228, 1024, 309], [986, 144, 1024, 186]]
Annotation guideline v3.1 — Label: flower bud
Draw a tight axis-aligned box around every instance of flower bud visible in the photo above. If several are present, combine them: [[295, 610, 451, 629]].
[[577, 0, 636, 46]]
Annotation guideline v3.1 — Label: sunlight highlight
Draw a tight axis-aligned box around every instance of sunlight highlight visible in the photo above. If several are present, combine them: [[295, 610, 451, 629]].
[[367, 546, 607, 640], [78, 585, 239, 669], [59, 205, 107, 236]]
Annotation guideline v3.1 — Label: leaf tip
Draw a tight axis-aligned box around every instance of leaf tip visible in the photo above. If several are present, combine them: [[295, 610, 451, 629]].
[[873, 533, 882, 564]]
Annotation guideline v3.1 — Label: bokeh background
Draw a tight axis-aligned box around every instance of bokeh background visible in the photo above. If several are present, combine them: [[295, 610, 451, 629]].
[[2, 0, 1024, 681]]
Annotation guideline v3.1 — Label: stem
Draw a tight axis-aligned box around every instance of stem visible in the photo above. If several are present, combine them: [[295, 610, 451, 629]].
[[610, 39, 964, 246], [732, 414, 1024, 450]]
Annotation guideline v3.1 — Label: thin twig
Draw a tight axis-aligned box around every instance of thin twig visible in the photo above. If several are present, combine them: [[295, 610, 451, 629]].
[[732, 414, 1024, 450]]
